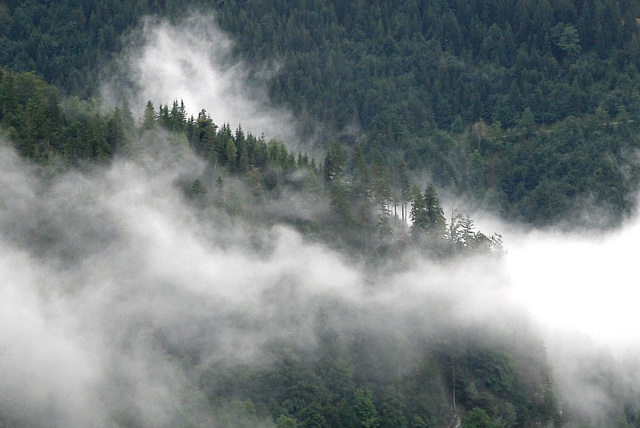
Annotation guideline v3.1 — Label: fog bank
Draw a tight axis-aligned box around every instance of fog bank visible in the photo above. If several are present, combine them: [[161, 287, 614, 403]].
[[0, 136, 538, 426], [4, 9, 638, 426], [504, 223, 640, 353]]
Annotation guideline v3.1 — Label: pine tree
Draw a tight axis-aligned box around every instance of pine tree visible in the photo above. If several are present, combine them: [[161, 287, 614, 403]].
[[411, 184, 446, 243], [169, 99, 186, 132], [423, 184, 446, 238], [354, 388, 379, 428], [187, 178, 207, 202], [410, 185, 427, 239], [398, 161, 411, 223], [238, 147, 250, 173], [105, 107, 126, 154], [225, 138, 238, 171], [323, 141, 345, 182], [142, 100, 156, 130]]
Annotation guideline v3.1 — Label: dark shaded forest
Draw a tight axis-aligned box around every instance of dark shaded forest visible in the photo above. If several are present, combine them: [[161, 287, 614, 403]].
[[2, 0, 640, 226]]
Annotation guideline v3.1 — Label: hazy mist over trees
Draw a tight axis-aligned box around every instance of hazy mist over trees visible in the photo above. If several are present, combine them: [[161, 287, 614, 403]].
[[1, 1, 640, 427]]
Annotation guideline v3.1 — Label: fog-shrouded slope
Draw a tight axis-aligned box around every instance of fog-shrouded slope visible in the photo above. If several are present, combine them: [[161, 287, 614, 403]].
[[2, 3, 640, 428], [0, 104, 639, 427], [0, 131, 559, 427], [3, 0, 640, 227], [0, 59, 636, 428]]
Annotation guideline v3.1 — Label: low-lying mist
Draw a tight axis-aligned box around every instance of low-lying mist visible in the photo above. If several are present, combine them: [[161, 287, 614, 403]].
[[506, 225, 640, 351], [4, 10, 639, 427], [465, 209, 640, 351], [474, 211, 640, 423], [0, 136, 535, 427], [1, 126, 638, 426]]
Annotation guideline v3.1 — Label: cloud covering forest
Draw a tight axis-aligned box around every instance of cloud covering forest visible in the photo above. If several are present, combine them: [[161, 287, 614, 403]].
[[2, 2, 640, 427]]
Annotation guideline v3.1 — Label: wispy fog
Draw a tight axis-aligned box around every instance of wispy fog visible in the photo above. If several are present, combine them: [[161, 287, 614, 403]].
[[2, 120, 637, 424], [4, 10, 639, 427], [0, 137, 532, 426], [102, 13, 297, 143]]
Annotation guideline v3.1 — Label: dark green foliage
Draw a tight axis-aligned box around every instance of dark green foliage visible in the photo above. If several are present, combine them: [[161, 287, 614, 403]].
[[446, 346, 563, 428], [412, 184, 446, 238], [186, 178, 207, 201], [490, 114, 640, 227], [3, 0, 640, 226], [323, 141, 345, 183], [0, 66, 132, 164], [353, 388, 379, 428], [199, 338, 558, 428], [461, 408, 503, 428], [0, 61, 501, 263], [214, 0, 640, 227], [142, 100, 157, 130], [0, 0, 170, 97]]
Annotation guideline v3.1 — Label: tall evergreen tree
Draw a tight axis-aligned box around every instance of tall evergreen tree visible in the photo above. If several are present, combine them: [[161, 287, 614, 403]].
[[142, 100, 156, 130], [323, 141, 345, 182]]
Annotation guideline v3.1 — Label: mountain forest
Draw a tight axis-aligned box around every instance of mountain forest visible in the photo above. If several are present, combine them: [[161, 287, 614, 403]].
[[1, 0, 640, 427]]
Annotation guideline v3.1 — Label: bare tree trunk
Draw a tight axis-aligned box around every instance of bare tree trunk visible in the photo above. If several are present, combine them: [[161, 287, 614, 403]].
[[452, 363, 457, 411]]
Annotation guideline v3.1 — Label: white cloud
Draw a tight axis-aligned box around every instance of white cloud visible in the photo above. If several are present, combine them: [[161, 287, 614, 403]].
[[104, 13, 296, 143], [504, 222, 640, 353]]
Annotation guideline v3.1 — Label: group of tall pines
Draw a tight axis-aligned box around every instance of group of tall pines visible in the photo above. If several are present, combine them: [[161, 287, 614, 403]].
[[1, 0, 640, 427]]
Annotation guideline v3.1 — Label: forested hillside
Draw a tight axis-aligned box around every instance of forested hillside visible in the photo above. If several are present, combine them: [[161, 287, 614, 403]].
[[0, 68, 564, 428], [0, 65, 503, 261], [2, 0, 640, 225], [2, 1, 640, 428]]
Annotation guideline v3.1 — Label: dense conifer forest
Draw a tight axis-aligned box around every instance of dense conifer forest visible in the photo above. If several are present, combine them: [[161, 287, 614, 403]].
[[3, 0, 640, 226], [1, 1, 640, 427]]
